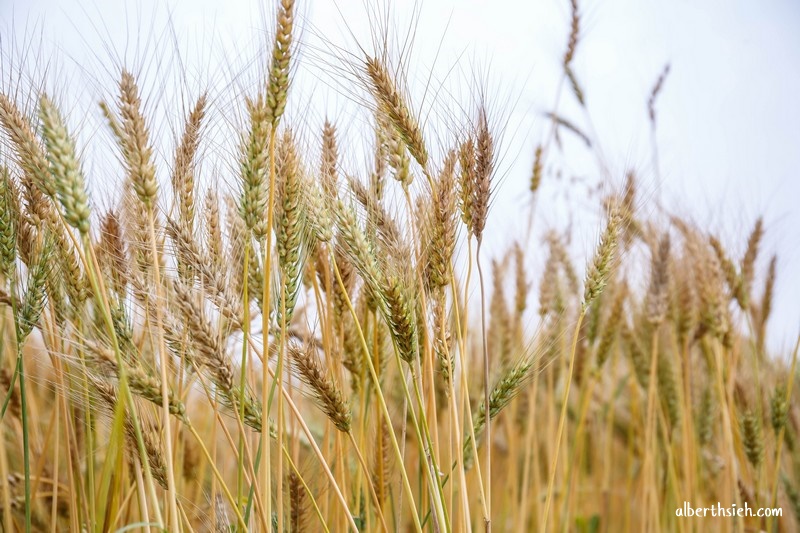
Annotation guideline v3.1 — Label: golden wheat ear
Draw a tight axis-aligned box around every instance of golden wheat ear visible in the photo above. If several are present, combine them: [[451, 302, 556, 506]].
[[287, 342, 351, 433], [423, 149, 457, 292], [172, 93, 208, 233], [366, 56, 428, 174], [582, 205, 622, 311]]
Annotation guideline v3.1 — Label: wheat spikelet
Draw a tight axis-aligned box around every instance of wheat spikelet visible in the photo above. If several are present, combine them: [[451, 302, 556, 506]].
[[623, 326, 649, 389], [458, 137, 476, 234], [585, 285, 604, 345], [85, 343, 187, 421], [99, 100, 123, 146], [0, 93, 54, 198], [347, 174, 402, 255], [43, 272, 66, 327], [267, 0, 295, 124], [39, 95, 91, 234], [0, 167, 17, 276], [171, 278, 265, 433], [657, 351, 680, 426], [696, 385, 715, 446], [341, 309, 366, 390], [320, 120, 339, 197], [582, 205, 622, 310], [15, 212, 37, 267], [547, 231, 580, 293], [166, 218, 243, 329], [366, 56, 428, 171], [470, 108, 493, 242], [51, 221, 88, 306], [465, 357, 534, 468], [275, 129, 307, 320], [375, 110, 412, 187], [305, 180, 333, 244], [288, 343, 351, 432], [740, 217, 763, 307], [539, 245, 565, 318], [563, 0, 580, 67], [114, 71, 158, 207], [372, 419, 393, 508], [566, 66, 585, 106], [646, 233, 670, 324], [18, 238, 51, 340], [203, 188, 223, 270], [19, 157, 60, 232], [698, 246, 731, 345], [288, 470, 308, 532], [370, 114, 388, 196], [709, 235, 744, 307], [756, 254, 777, 350], [530, 145, 544, 194], [740, 409, 764, 468], [107, 303, 137, 362], [425, 150, 457, 290], [648, 64, 671, 125], [771, 384, 788, 433], [513, 242, 529, 315], [333, 199, 384, 294], [620, 171, 640, 246], [120, 182, 154, 275], [330, 244, 355, 322], [172, 93, 207, 229], [97, 210, 129, 297], [239, 94, 271, 239], [382, 274, 418, 363]]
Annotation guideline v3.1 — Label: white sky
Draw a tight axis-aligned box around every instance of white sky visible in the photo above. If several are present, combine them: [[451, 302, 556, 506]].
[[2, 0, 799, 353]]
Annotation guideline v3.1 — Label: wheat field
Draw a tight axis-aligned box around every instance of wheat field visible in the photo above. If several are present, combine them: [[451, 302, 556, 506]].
[[0, 0, 798, 531]]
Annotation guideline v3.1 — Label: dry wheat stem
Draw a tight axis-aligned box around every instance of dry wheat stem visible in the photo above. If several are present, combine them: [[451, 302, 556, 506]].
[[331, 254, 425, 532]]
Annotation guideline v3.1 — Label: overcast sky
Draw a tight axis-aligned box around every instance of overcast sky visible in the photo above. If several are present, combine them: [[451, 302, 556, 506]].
[[2, 0, 799, 353]]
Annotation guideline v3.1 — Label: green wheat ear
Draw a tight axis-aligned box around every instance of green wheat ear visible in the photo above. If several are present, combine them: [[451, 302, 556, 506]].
[[39, 95, 91, 235], [18, 238, 52, 341], [583, 206, 622, 311], [0, 167, 18, 277], [464, 357, 535, 468]]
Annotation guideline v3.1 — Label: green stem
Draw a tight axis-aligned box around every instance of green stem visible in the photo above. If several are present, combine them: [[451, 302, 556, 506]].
[[17, 335, 32, 533], [7, 265, 32, 532]]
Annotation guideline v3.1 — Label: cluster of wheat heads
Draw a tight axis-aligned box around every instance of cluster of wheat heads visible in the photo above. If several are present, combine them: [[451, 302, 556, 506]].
[[1, 0, 798, 531]]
